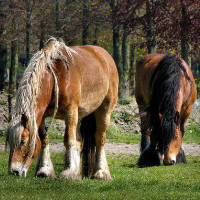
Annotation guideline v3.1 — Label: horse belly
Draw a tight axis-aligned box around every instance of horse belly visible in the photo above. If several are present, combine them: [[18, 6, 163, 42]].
[[78, 80, 109, 119]]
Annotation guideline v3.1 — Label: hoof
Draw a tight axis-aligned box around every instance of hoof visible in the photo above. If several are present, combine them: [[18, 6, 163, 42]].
[[92, 169, 112, 180], [36, 167, 55, 178], [60, 169, 81, 180], [138, 145, 160, 168]]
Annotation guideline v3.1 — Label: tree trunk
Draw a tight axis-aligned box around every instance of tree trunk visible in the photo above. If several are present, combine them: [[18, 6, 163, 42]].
[[26, 0, 32, 66], [113, 23, 122, 98], [121, 25, 130, 98], [109, 0, 123, 98], [8, 40, 18, 114], [129, 44, 136, 95], [146, 0, 157, 54], [0, 42, 7, 91], [93, 25, 99, 45], [39, 19, 45, 49], [0, 0, 7, 91], [181, 3, 191, 66], [56, 0, 61, 37], [82, 0, 90, 45]]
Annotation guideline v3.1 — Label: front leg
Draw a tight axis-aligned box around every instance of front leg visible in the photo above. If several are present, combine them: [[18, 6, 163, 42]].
[[60, 105, 82, 180], [138, 116, 160, 167], [36, 120, 55, 177]]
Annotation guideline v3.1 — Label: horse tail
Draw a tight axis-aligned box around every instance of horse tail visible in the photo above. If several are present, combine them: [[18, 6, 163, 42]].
[[80, 113, 96, 177], [146, 53, 188, 152]]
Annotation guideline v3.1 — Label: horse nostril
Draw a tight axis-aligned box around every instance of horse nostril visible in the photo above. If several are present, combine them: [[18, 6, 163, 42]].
[[171, 160, 176, 165], [12, 170, 20, 176]]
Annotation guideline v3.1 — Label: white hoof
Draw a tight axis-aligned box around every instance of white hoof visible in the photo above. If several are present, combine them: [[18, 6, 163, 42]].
[[60, 169, 81, 180], [92, 169, 111, 180], [36, 166, 55, 178]]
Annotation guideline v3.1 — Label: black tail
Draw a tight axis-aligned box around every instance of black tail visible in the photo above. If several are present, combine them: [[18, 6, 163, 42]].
[[80, 113, 96, 177], [146, 53, 187, 152]]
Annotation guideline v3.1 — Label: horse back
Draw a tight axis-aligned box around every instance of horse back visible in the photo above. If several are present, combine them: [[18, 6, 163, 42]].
[[135, 53, 196, 116], [51, 45, 119, 119], [135, 53, 164, 105]]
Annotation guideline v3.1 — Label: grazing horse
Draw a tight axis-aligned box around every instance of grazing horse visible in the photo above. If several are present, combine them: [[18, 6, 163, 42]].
[[135, 53, 196, 167], [5, 38, 118, 179]]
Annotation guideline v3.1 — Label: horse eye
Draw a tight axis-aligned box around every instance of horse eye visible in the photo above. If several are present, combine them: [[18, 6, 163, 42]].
[[21, 140, 26, 145]]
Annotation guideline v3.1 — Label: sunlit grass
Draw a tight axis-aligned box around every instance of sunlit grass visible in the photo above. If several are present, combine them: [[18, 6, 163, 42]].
[[0, 150, 199, 200]]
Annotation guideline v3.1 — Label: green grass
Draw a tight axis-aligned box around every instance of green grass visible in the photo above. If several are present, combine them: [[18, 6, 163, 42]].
[[106, 119, 200, 144], [184, 120, 200, 144], [1, 119, 199, 145], [0, 151, 199, 200], [118, 99, 131, 105], [106, 124, 140, 144], [1, 112, 199, 145]]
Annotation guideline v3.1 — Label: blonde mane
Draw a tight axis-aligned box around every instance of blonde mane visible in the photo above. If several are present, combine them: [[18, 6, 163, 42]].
[[6, 38, 77, 156]]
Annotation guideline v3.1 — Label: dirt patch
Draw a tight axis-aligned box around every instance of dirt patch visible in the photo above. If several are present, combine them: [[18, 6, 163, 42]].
[[49, 142, 200, 156], [49, 142, 141, 155], [1, 142, 199, 157]]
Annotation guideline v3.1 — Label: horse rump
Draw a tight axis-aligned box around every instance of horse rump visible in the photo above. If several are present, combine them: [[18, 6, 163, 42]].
[[80, 113, 96, 177]]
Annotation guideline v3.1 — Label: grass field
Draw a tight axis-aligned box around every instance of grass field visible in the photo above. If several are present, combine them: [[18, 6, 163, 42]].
[[0, 150, 199, 200], [0, 109, 199, 199]]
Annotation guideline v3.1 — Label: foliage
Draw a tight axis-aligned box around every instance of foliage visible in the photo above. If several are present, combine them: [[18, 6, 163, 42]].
[[116, 0, 200, 53], [119, 99, 131, 105]]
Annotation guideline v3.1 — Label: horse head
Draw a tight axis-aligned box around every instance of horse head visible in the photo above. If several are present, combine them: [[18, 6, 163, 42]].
[[162, 111, 183, 165], [5, 114, 41, 177]]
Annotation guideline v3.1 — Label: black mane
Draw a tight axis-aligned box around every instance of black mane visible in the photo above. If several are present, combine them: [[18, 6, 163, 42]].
[[145, 53, 189, 152]]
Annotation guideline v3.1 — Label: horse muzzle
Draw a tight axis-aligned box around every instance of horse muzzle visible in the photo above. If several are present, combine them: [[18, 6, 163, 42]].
[[9, 164, 27, 177], [163, 155, 176, 166]]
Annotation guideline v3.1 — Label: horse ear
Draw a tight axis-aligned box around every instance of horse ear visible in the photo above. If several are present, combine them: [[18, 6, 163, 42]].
[[159, 113, 163, 119], [3, 114, 11, 122]]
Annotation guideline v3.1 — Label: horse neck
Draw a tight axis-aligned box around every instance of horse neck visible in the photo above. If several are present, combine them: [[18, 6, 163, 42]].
[[148, 55, 184, 150], [35, 71, 54, 127]]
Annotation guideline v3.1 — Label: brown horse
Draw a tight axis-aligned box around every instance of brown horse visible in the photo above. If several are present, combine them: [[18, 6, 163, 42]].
[[135, 53, 196, 167], [5, 38, 119, 179]]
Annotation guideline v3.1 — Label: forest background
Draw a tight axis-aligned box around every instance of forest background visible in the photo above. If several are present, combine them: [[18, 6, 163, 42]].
[[0, 0, 200, 114]]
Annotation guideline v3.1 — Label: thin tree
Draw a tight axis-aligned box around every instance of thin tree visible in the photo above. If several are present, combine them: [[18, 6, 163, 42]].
[[0, 0, 8, 91], [82, 0, 90, 45]]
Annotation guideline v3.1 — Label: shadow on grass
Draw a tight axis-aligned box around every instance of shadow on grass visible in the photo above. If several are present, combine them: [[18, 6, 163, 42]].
[[122, 164, 137, 168]]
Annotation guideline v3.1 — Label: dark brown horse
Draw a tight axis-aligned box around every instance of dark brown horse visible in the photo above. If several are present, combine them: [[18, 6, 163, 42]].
[[135, 53, 196, 167], [5, 38, 119, 179]]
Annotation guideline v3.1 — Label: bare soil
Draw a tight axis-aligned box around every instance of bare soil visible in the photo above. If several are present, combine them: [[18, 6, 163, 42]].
[[0, 142, 199, 157], [50, 142, 200, 156]]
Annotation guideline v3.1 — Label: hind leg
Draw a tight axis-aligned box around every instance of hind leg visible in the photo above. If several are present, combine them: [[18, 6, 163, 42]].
[[138, 111, 160, 167], [36, 120, 55, 177], [135, 95, 151, 152], [138, 122, 161, 167], [92, 109, 111, 180], [60, 105, 82, 179], [140, 116, 151, 152]]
